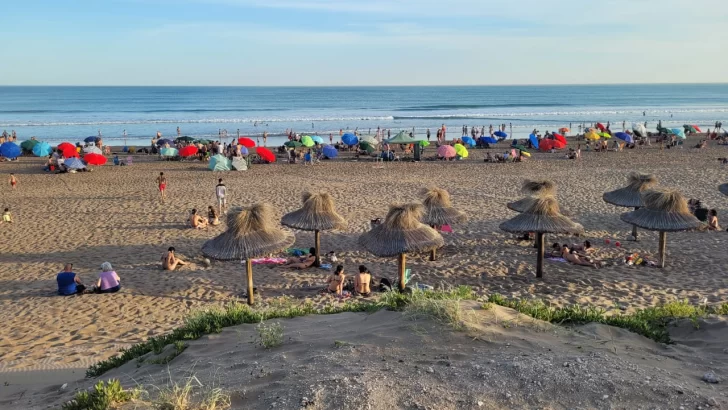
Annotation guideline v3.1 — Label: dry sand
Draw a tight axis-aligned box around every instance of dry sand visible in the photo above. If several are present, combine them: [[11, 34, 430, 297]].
[[2, 303, 727, 409], [0, 138, 727, 406]]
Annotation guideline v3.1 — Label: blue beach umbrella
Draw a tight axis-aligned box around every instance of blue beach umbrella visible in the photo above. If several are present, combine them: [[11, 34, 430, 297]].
[[33, 142, 53, 157], [461, 136, 476, 147], [209, 154, 232, 171], [494, 131, 508, 139], [64, 157, 86, 170], [0, 142, 21, 159], [240, 146, 249, 156], [671, 128, 686, 139], [157, 139, 174, 146], [160, 147, 178, 157], [322, 145, 338, 158], [84, 136, 98, 143], [311, 135, 324, 144], [342, 133, 358, 146], [480, 136, 498, 145], [529, 134, 540, 149], [614, 132, 633, 144]]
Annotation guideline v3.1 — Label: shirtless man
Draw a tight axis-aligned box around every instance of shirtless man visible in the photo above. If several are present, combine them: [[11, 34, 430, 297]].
[[162, 247, 187, 271], [189, 209, 208, 229], [561, 245, 599, 268], [156, 172, 167, 201], [354, 265, 372, 296]]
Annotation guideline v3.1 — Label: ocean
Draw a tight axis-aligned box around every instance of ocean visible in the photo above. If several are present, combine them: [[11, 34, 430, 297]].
[[0, 84, 726, 147]]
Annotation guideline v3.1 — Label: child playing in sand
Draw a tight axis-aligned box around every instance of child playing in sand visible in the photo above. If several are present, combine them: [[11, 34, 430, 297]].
[[9, 173, 17, 189], [1, 208, 11, 223]]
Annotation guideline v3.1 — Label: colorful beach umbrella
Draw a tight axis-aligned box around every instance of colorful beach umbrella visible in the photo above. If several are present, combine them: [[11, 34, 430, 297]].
[[419, 140, 430, 147], [240, 146, 249, 156], [632, 124, 647, 138], [175, 136, 195, 143], [671, 128, 686, 139], [180, 145, 198, 157], [437, 145, 456, 158], [64, 157, 86, 170], [156, 139, 173, 146], [84, 153, 107, 166], [453, 143, 469, 158], [559, 127, 570, 134], [256, 147, 276, 163], [209, 154, 232, 171], [614, 132, 633, 144], [20, 140, 38, 152], [322, 145, 338, 158], [481, 136, 498, 145], [238, 137, 255, 148], [160, 147, 178, 157], [596, 123, 606, 131], [599, 132, 612, 139], [528, 134, 539, 149], [461, 136, 476, 147], [494, 131, 507, 139], [33, 142, 53, 157], [341, 133, 358, 146], [301, 136, 315, 147], [83, 146, 102, 154], [360, 136, 378, 146], [311, 135, 324, 144], [553, 133, 567, 145], [196, 139, 211, 145], [284, 141, 302, 148], [84, 136, 99, 143], [692, 125, 702, 132], [0, 142, 21, 159], [585, 131, 600, 141]]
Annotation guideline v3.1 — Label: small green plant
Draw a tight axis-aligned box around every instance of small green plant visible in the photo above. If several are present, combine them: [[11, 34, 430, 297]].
[[334, 340, 353, 348], [154, 375, 230, 410], [62, 380, 138, 410], [255, 321, 284, 349], [481, 302, 493, 310], [148, 342, 188, 365], [403, 298, 465, 330]]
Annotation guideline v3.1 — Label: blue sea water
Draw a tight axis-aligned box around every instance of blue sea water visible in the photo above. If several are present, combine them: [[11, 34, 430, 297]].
[[0, 84, 726, 146]]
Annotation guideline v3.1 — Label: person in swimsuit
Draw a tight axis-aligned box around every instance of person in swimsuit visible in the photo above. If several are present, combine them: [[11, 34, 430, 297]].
[[327, 265, 346, 295], [562, 245, 599, 268], [283, 247, 316, 270], [354, 265, 372, 296], [708, 209, 721, 231], [208, 206, 220, 226], [9, 173, 17, 189], [156, 172, 167, 201], [162, 247, 187, 271], [190, 209, 208, 229]]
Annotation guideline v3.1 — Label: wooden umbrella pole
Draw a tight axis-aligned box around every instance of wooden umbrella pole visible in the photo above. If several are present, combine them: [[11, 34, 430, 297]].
[[632, 207, 639, 241], [536, 232, 545, 278], [398, 253, 407, 291], [246, 259, 254, 305], [314, 229, 321, 267], [658, 231, 667, 268], [429, 225, 437, 261]]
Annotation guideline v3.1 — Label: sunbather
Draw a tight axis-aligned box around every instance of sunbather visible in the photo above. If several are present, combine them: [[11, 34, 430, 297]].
[[708, 209, 721, 231], [562, 245, 599, 268], [283, 247, 316, 269], [162, 247, 187, 271], [354, 265, 372, 296], [190, 209, 208, 229], [326, 265, 346, 295]]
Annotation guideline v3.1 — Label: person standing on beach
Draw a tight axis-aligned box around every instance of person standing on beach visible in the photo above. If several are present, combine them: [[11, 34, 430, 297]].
[[436, 128, 442, 143], [339, 129, 343, 139], [177, 126, 181, 137], [387, 129, 391, 138], [441, 124, 446, 141], [329, 133, 333, 144], [215, 178, 228, 214], [427, 128, 431, 141], [156, 172, 167, 202], [9, 173, 18, 190]]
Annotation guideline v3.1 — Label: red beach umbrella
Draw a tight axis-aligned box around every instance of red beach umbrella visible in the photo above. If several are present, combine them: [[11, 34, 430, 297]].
[[84, 153, 107, 165], [596, 123, 606, 131], [553, 140, 566, 150], [180, 145, 198, 157], [238, 137, 256, 148], [58, 142, 79, 157], [256, 147, 276, 163], [692, 125, 702, 132], [539, 139, 555, 152], [553, 133, 567, 145]]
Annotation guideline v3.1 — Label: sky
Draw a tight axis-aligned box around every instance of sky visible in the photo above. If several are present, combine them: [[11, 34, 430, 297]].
[[2, 0, 727, 86]]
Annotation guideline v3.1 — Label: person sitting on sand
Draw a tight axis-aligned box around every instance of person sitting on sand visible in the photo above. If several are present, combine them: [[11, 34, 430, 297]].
[[570, 240, 595, 255], [326, 265, 346, 295], [2, 208, 12, 224], [94, 262, 121, 294], [550, 243, 563, 257], [190, 208, 208, 229], [283, 247, 316, 270], [562, 245, 599, 268], [708, 209, 721, 231], [208, 206, 220, 226], [354, 265, 372, 296], [57, 263, 86, 295], [162, 247, 188, 271]]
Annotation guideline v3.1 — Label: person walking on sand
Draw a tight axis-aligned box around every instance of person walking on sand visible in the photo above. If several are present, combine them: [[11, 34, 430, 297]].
[[156, 172, 167, 202], [215, 178, 227, 214], [9, 173, 17, 190]]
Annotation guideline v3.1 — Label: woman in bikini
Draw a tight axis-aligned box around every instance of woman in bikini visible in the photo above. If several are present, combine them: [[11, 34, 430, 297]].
[[282, 247, 316, 270], [708, 209, 721, 231], [561, 245, 599, 268], [354, 265, 372, 296], [327, 265, 346, 295]]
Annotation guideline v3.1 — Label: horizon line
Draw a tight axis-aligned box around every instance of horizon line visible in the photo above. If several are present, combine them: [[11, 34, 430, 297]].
[[1, 82, 727, 88]]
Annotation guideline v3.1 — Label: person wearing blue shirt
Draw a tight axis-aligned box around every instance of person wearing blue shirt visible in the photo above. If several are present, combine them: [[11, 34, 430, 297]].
[[56, 263, 86, 295]]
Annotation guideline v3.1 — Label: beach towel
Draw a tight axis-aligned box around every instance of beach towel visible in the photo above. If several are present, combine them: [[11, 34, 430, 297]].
[[441, 224, 453, 233], [547, 257, 568, 263], [286, 248, 308, 256], [252, 257, 287, 265]]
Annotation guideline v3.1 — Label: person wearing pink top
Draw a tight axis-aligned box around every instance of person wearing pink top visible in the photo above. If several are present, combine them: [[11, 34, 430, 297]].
[[94, 262, 121, 294]]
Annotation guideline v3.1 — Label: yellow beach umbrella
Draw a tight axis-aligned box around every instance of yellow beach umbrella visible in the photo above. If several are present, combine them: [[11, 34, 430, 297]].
[[453, 143, 469, 158], [585, 131, 600, 141]]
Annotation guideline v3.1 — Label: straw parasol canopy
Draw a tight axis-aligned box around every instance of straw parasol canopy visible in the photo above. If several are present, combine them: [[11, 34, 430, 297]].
[[359, 203, 443, 290], [620, 189, 701, 268], [719, 183, 728, 197], [500, 196, 583, 278], [202, 203, 295, 304], [419, 187, 466, 261], [603, 172, 657, 208], [507, 179, 563, 214], [281, 192, 348, 267]]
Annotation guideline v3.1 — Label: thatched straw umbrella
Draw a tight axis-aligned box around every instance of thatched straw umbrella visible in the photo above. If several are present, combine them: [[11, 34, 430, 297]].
[[281, 192, 348, 267], [506, 179, 556, 213], [202, 203, 295, 304], [719, 183, 728, 197], [419, 187, 466, 261], [603, 172, 658, 241], [359, 203, 444, 291], [620, 189, 701, 268], [500, 196, 583, 278]]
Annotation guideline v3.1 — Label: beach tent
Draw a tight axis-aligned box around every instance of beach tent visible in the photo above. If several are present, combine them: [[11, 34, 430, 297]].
[[620, 189, 700, 268], [528, 134, 539, 149], [0, 142, 21, 159], [359, 204, 443, 291], [603, 172, 657, 240], [202, 204, 294, 304], [419, 187, 466, 261], [614, 132, 633, 144], [231, 157, 248, 171], [281, 192, 347, 267], [461, 136, 476, 147], [500, 196, 583, 278], [386, 131, 422, 145], [322, 145, 338, 159], [209, 154, 232, 171], [453, 143, 469, 158], [342, 133, 358, 146], [33, 142, 53, 157]]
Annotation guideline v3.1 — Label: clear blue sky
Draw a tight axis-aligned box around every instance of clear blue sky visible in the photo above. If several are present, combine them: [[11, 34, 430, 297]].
[[2, 0, 726, 86]]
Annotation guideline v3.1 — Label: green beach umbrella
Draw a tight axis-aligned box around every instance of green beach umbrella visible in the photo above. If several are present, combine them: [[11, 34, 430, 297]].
[[301, 136, 315, 147], [419, 140, 430, 147], [20, 140, 39, 152], [176, 136, 195, 143], [513, 144, 528, 151], [360, 141, 376, 151], [285, 141, 303, 148], [196, 139, 211, 145]]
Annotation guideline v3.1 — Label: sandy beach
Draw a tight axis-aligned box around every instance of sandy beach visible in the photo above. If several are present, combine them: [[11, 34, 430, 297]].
[[0, 137, 727, 376]]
